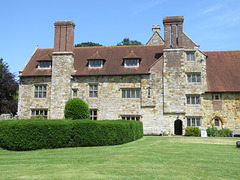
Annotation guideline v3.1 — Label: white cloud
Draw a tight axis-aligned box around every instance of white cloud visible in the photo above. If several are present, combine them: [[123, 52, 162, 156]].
[[202, 5, 222, 15]]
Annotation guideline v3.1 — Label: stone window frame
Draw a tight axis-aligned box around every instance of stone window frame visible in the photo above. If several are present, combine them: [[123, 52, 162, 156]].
[[31, 109, 48, 118], [186, 94, 201, 105], [124, 59, 140, 67], [121, 88, 141, 99], [88, 60, 103, 68], [72, 88, 78, 97], [212, 93, 222, 101], [90, 109, 98, 120], [211, 116, 223, 128], [186, 117, 201, 127], [88, 84, 98, 98], [186, 72, 201, 83], [185, 51, 195, 61], [34, 84, 47, 99], [121, 115, 141, 121]]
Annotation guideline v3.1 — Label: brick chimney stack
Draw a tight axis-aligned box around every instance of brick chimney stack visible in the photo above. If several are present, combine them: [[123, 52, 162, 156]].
[[54, 21, 75, 52], [163, 16, 184, 48]]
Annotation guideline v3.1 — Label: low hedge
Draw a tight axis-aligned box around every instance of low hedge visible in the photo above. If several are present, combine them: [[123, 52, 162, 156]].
[[0, 119, 143, 151]]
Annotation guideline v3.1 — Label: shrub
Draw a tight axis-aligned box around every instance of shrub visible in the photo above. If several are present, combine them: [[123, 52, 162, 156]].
[[64, 98, 90, 120], [206, 125, 218, 137], [218, 128, 231, 137], [185, 126, 201, 136], [0, 119, 143, 151]]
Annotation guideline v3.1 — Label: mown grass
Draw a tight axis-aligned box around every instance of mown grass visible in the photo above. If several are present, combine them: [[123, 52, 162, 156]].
[[0, 136, 240, 179]]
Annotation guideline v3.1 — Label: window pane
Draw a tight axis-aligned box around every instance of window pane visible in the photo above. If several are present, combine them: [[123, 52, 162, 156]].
[[187, 96, 190, 104], [136, 90, 140, 98], [127, 90, 130, 98], [122, 90, 125, 98], [32, 110, 35, 116], [197, 118, 201, 126], [191, 53, 194, 61], [35, 92, 38, 98], [89, 85, 93, 91], [36, 110, 39, 115], [187, 118, 191, 126], [191, 96, 195, 104], [127, 117, 130, 120], [89, 91, 93, 97], [192, 118, 195, 126], [39, 93, 42, 98], [94, 85, 98, 90], [196, 96, 200, 104], [44, 110, 47, 116], [94, 110, 97, 116], [187, 53, 190, 61], [131, 90, 135, 98], [215, 119, 219, 126], [39, 86, 42, 91], [43, 86, 47, 91], [136, 117, 140, 121], [197, 74, 201, 82], [192, 74, 196, 82], [148, 87, 151, 97], [94, 91, 98, 98], [35, 86, 38, 91], [187, 75, 191, 82], [43, 92, 46, 98]]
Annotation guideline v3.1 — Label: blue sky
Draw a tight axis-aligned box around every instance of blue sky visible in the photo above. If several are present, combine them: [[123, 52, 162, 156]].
[[1, 0, 240, 75]]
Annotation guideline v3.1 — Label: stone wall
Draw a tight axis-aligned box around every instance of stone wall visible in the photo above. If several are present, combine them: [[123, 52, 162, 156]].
[[50, 52, 74, 119], [202, 92, 240, 130], [18, 77, 51, 119]]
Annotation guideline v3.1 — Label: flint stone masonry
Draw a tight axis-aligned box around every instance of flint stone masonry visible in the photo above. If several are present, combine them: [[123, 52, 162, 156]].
[[50, 52, 74, 119], [18, 17, 240, 135]]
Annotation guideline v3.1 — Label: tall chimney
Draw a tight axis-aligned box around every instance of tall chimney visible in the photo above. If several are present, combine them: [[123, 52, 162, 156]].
[[163, 16, 184, 48], [54, 21, 75, 52]]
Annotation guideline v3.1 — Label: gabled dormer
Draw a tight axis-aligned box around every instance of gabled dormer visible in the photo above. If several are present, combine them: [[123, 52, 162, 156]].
[[87, 51, 105, 68], [36, 54, 52, 69], [123, 51, 141, 68]]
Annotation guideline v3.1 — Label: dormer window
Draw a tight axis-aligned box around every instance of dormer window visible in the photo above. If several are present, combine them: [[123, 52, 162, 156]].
[[123, 51, 141, 68], [89, 60, 103, 68], [124, 59, 140, 67], [38, 61, 51, 69]]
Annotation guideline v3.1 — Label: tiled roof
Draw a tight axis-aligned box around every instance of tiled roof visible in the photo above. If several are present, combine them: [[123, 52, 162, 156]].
[[21, 45, 164, 77], [204, 50, 240, 92]]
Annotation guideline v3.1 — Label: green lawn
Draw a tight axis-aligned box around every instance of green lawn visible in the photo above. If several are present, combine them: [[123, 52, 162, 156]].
[[0, 136, 240, 179]]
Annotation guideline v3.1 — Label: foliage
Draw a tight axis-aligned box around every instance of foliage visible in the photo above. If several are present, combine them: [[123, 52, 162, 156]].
[[206, 125, 218, 137], [75, 42, 102, 47], [116, 38, 142, 46], [217, 128, 231, 137], [64, 98, 90, 120], [0, 119, 143, 151], [185, 126, 201, 136], [0, 58, 18, 115], [207, 125, 231, 137]]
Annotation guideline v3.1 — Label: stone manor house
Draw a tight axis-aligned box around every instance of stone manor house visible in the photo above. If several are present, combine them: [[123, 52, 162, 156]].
[[18, 16, 240, 135]]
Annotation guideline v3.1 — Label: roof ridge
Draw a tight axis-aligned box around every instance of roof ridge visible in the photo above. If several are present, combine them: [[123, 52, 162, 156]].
[[73, 45, 164, 49], [203, 50, 240, 53]]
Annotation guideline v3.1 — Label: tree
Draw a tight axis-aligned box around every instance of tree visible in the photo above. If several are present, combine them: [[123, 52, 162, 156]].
[[75, 42, 102, 47], [0, 58, 18, 115], [116, 38, 142, 46]]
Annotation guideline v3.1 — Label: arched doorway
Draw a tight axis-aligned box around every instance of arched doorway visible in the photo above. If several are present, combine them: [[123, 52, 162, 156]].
[[174, 119, 183, 135]]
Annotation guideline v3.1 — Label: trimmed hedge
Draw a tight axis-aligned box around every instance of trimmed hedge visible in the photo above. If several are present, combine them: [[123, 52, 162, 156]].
[[64, 98, 90, 120], [0, 119, 143, 151], [185, 126, 201, 136]]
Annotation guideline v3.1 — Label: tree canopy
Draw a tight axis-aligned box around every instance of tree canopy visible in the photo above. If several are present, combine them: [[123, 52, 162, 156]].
[[0, 58, 18, 115], [116, 38, 142, 46], [75, 42, 102, 47]]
